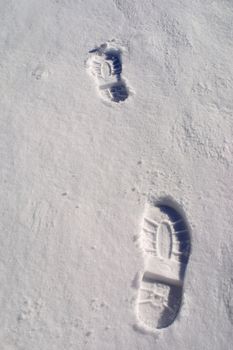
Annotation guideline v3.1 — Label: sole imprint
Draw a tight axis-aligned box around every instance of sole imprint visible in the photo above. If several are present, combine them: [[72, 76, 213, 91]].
[[135, 200, 191, 331], [86, 41, 129, 103]]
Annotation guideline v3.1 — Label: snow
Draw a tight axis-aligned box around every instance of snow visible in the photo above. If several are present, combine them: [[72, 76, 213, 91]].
[[0, 0, 233, 349]]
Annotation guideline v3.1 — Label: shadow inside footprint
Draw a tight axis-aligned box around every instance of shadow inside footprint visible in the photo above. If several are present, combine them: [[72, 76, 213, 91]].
[[159, 205, 191, 279]]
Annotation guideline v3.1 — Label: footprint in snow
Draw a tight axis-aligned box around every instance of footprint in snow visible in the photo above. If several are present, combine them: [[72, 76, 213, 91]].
[[135, 197, 191, 331], [86, 41, 129, 103]]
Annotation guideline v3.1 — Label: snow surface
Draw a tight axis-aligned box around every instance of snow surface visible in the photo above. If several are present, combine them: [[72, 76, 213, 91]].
[[0, 0, 233, 349]]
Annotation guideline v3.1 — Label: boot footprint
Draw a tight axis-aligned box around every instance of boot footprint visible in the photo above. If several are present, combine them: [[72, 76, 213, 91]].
[[87, 42, 129, 103], [135, 199, 191, 331]]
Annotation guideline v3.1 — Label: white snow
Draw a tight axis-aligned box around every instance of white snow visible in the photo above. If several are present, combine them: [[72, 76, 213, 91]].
[[0, 0, 233, 349]]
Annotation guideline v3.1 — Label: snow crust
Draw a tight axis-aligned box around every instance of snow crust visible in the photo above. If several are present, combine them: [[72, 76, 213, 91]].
[[0, 0, 233, 349]]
